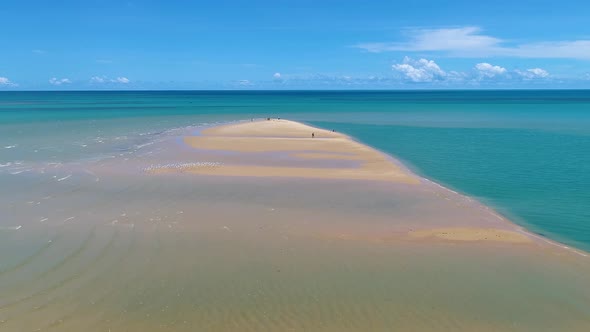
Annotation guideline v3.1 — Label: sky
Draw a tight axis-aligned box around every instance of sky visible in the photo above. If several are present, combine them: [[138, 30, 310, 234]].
[[1, 0, 590, 90]]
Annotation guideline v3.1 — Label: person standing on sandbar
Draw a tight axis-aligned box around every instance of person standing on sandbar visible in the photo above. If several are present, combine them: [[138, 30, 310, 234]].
[[312, 132, 315, 138]]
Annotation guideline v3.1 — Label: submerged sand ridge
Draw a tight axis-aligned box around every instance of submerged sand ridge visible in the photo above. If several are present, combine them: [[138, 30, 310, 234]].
[[154, 119, 420, 184], [409, 227, 532, 244]]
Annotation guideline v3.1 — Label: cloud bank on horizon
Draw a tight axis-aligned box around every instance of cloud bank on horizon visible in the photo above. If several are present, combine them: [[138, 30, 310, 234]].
[[390, 56, 550, 84], [1, 0, 589, 89]]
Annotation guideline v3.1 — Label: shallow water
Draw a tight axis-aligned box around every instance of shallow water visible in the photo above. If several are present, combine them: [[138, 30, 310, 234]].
[[2, 91, 590, 251], [2, 167, 590, 331], [2, 91, 590, 330]]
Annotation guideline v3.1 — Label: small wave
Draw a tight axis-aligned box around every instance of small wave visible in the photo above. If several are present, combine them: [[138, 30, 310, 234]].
[[56, 174, 72, 182], [4, 145, 17, 149], [135, 141, 155, 149], [0, 225, 22, 231], [144, 162, 222, 172]]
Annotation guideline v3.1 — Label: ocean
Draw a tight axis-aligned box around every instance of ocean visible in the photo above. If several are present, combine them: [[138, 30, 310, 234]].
[[2, 90, 590, 331], [2, 90, 589, 251]]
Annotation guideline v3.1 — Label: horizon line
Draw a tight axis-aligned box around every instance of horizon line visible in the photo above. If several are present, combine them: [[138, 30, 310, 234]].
[[2, 88, 590, 92]]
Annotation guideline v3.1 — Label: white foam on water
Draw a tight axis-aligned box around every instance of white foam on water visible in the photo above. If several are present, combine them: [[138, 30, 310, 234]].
[[524, 231, 590, 258], [136, 141, 155, 149], [491, 212, 505, 221], [144, 162, 222, 172], [56, 174, 72, 181], [0, 225, 22, 231]]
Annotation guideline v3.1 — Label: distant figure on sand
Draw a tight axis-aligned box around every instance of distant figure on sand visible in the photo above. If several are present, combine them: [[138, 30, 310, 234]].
[[312, 132, 315, 138]]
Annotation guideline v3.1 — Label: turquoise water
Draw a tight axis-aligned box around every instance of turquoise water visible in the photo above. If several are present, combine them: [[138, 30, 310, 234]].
[[1, 91, 589, 251]]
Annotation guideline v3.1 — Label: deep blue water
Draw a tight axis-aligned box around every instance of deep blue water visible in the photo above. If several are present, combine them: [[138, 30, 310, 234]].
[[1, 90, 589, 251]]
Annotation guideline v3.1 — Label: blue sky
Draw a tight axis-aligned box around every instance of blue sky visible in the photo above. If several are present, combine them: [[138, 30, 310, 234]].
[[1, 0, 590, 89]]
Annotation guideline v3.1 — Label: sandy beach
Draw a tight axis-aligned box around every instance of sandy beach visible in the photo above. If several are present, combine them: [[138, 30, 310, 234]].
[[157, 119, 421, 184]]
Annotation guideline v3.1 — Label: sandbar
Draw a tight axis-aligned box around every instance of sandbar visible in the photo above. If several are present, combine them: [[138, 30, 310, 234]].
[[152, 119, 419, 184], [409, 227, 533, 244], [147, 119, 546, 246]]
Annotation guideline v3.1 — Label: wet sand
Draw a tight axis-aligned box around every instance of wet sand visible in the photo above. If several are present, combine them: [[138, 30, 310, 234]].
[[1, 119, 590, 331]]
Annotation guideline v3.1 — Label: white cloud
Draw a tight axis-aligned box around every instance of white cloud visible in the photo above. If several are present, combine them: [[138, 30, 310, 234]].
[[392, 57, 447, 82], [273, 72, 281, 79], [356, 26, 590, 59], [32, 49, 47, 55], [49, 77, 72, 85], [360, 27, 499, 54], [475, 63, 507, 78], [0, 77, 17, 87], [510, 41, 590, 59], [90, 76, 130, 84], [390, 57, 551, 84], [516, 68, 550, 79], [235, 65, 560, 88], [90, 76, 106, 83]]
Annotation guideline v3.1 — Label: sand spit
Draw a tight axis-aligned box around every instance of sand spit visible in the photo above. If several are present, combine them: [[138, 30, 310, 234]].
[[146, 119, 590, 254], [152, 119, 419, 184]]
